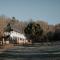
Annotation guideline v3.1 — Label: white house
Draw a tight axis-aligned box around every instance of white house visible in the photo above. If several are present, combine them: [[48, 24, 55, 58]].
[[4, 31, 32, 45]]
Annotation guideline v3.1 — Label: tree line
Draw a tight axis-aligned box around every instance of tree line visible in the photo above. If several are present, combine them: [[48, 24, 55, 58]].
[[24, 21, 60, 43], [5, 19, 60, 43], [0, 16, 60, 43]]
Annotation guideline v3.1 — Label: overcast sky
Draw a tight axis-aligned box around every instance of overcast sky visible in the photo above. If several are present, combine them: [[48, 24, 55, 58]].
[[0, 0, 60, 24]]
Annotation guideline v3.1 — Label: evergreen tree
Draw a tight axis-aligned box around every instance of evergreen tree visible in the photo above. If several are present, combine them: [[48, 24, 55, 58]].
[[4, 23, 13, 32], [24, 22, 43, 42]]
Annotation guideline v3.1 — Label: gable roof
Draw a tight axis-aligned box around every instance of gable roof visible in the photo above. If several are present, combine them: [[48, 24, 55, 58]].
[[10, 31, 26, 39]]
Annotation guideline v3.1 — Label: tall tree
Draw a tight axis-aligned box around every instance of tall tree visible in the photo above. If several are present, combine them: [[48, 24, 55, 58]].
[[24, 22, 43, 42]]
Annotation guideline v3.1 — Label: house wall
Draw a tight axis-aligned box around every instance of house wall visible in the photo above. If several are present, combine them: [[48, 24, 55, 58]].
[[16, 39, 32, 45], [5, 41, 9, 44], [0, 41, 2, 45], [3, 31, 32, 45]]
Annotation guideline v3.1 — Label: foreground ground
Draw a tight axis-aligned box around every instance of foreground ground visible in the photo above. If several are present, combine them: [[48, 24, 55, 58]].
[[0, 41, 60, 60]]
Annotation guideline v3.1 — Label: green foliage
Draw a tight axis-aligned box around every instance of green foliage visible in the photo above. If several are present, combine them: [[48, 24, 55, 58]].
[[24, 22, 43, 42], [4, 23, 13, 32], [12, 17, 15, 19], [47, 31, 54, 41], [53, 29, 60, 41]]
